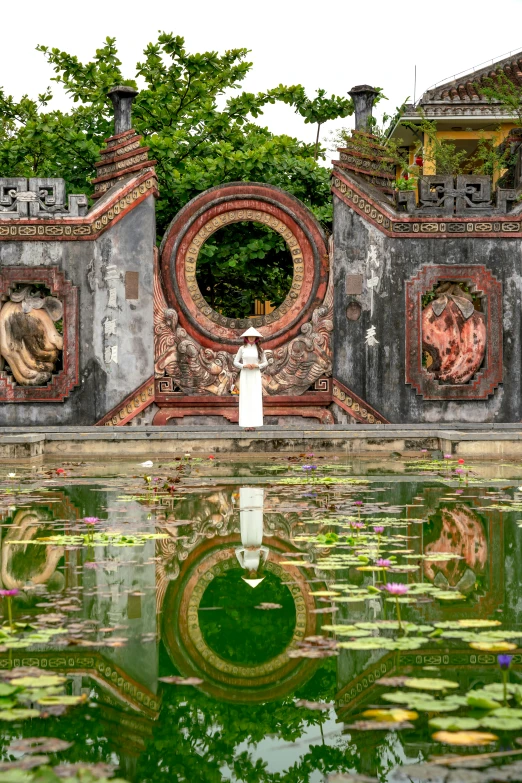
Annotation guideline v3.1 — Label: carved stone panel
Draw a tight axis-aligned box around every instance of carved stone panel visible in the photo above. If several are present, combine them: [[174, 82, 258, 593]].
[[405, 265, 502, 400], [0, 267, 79, 402]]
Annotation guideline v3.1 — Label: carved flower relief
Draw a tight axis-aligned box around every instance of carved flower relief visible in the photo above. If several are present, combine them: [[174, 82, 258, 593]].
[[0, 286, 64, 386], [422, 282, 486, 384]]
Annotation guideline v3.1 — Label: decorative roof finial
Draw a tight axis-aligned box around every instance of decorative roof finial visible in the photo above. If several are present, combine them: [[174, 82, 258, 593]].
[[349, 85, 379, 131], [108, 86, 139, 136]]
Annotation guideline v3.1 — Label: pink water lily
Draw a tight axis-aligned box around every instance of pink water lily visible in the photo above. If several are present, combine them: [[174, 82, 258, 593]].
[[382, 583, 409, 595], [375, 559, 391, 568], [373, 526, 384, 534], [83, 517, 99, 525], [0, 589, 18, 597]]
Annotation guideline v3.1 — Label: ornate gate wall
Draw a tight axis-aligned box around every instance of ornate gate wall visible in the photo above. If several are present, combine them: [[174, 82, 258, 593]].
[[153, 182, 335, 425]]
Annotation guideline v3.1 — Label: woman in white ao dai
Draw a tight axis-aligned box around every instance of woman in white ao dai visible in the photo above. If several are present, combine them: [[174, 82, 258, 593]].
[[233, 327, 268, 430]]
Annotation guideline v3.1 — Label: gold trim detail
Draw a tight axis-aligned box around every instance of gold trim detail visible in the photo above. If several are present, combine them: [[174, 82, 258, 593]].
[[184, 209, 304, 328]]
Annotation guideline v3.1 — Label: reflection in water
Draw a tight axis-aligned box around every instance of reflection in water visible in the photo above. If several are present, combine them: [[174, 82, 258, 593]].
[[236, 486, 268, 587], [0, 472, 519, 781], [424, 503, 488, 593]]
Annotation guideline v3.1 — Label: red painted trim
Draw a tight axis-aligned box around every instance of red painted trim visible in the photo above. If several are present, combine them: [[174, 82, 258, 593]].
[[92, 160, 157, 185], [332, 167, 522, 238], [0, 171, 158, 242], [332, 378, 389, 424], [96, 376, 155, 426], [160, 182, 329, 352], [94, 145, 150, 168]]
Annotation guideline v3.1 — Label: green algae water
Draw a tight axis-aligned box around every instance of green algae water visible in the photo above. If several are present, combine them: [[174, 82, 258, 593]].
[[1, 456, 522, 783]]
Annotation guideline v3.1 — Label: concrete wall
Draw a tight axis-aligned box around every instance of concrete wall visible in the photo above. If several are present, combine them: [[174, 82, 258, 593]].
[[0, 197, 155, 425], [333, 196, 522, 423]]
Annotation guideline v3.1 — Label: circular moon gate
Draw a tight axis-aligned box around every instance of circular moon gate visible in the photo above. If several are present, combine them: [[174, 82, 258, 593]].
[[160, 182, 329, 350], [162, 541, 322, 703]]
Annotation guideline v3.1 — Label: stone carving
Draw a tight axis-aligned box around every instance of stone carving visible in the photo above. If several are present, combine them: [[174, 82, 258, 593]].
[[0, 286, 63, 386], [422, 282, 486, 384], [0, 178, 88, 218], [154, 271, 237, 395], [397, 175, 516, 217], [154, 263, 333, 397]]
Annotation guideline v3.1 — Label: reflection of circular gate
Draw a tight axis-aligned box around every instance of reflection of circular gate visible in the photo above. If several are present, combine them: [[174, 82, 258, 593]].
[[162, 536, 323, 702], [160, 182, 329, 350]]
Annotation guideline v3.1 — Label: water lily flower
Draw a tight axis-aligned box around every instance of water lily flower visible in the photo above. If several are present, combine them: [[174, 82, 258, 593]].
[[208, 455, 215, 460], [141, 461, 153, 468], [382, 583, 409, 630], [353, 501, 364, 506], [455, 468, 465, 474], [7, 473, 16, 479], [306, 453, 314, 458], [302, 465, 312, 471], [498, 653, 514, 705], [83, 517, 99, 525], [0, 589, 18, 630], [374, 526, 385, 534], [498, 654, 513, 671], [455, 489, 464, 495], [421, 449, 428, 453], [353, 522, 364, 529], [376, 559, 391, 568], [444, 454, 452, 459], [458, 458, 465, 465], [84, 562, 98, 570], [382, 583, 409, 595], [55, 468, 66, 475]]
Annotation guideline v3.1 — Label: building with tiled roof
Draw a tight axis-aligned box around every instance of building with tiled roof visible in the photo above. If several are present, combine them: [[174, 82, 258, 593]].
[[390, 50, 522, 176]]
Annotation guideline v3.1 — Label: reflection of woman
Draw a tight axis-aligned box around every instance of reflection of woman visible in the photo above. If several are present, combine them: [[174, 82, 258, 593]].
[[233, 327, 268, 431], [236, 486, 268, 587]]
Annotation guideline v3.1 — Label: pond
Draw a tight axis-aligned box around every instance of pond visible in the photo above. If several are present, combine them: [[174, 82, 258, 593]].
[[1, 454, 522, 783]]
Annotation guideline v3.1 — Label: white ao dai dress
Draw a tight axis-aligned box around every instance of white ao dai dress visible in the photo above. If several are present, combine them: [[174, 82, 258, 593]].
[[235, 486, 268, 573], [233, 344, 268, 428]]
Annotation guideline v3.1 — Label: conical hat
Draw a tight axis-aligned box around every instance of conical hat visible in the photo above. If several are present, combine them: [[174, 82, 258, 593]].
[[242, 576, 265, 588], [241, 326, 263, 338]]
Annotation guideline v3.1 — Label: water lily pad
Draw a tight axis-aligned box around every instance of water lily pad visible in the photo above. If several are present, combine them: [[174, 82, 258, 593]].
[[36, 695, 86, 706], [432, 730, 498, 746], [10, 675, 66, 688], [9, 737, 72, 754], [467, 693, 502, 710], [480, 716, 522, 731], [429, 717, 481, 730], [469, 641, 517, 652], [0, 708, 40, 721], [404, 678, 459, 691], [363, 708, 418, 722]]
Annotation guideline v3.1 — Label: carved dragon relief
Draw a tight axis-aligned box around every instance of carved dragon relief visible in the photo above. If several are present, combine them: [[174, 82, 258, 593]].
[[154, 264, 333, 397], [0, 286, 64, 386]]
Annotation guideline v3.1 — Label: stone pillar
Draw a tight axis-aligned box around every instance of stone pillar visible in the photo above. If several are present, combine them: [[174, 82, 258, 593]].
[[349, 85, 379, 131], [108, 86, 139, 136]]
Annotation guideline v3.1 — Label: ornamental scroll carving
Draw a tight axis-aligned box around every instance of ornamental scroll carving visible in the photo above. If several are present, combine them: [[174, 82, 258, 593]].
[[0, 286, 63, 386], [154, 265, 333, 397]]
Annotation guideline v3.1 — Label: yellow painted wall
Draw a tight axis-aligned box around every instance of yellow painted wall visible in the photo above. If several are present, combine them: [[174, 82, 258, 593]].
[[421, 124, 515, 179]]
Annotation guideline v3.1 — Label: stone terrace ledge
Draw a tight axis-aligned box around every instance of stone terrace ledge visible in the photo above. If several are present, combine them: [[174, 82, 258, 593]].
[[1, 424, 522, 461]]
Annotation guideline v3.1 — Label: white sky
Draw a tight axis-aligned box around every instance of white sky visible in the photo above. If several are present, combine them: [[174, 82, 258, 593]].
[[4, 0, 522, 155]]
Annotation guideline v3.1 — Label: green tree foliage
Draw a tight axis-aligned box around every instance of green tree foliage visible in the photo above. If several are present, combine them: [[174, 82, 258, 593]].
[[0, 34, 345, 316]]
